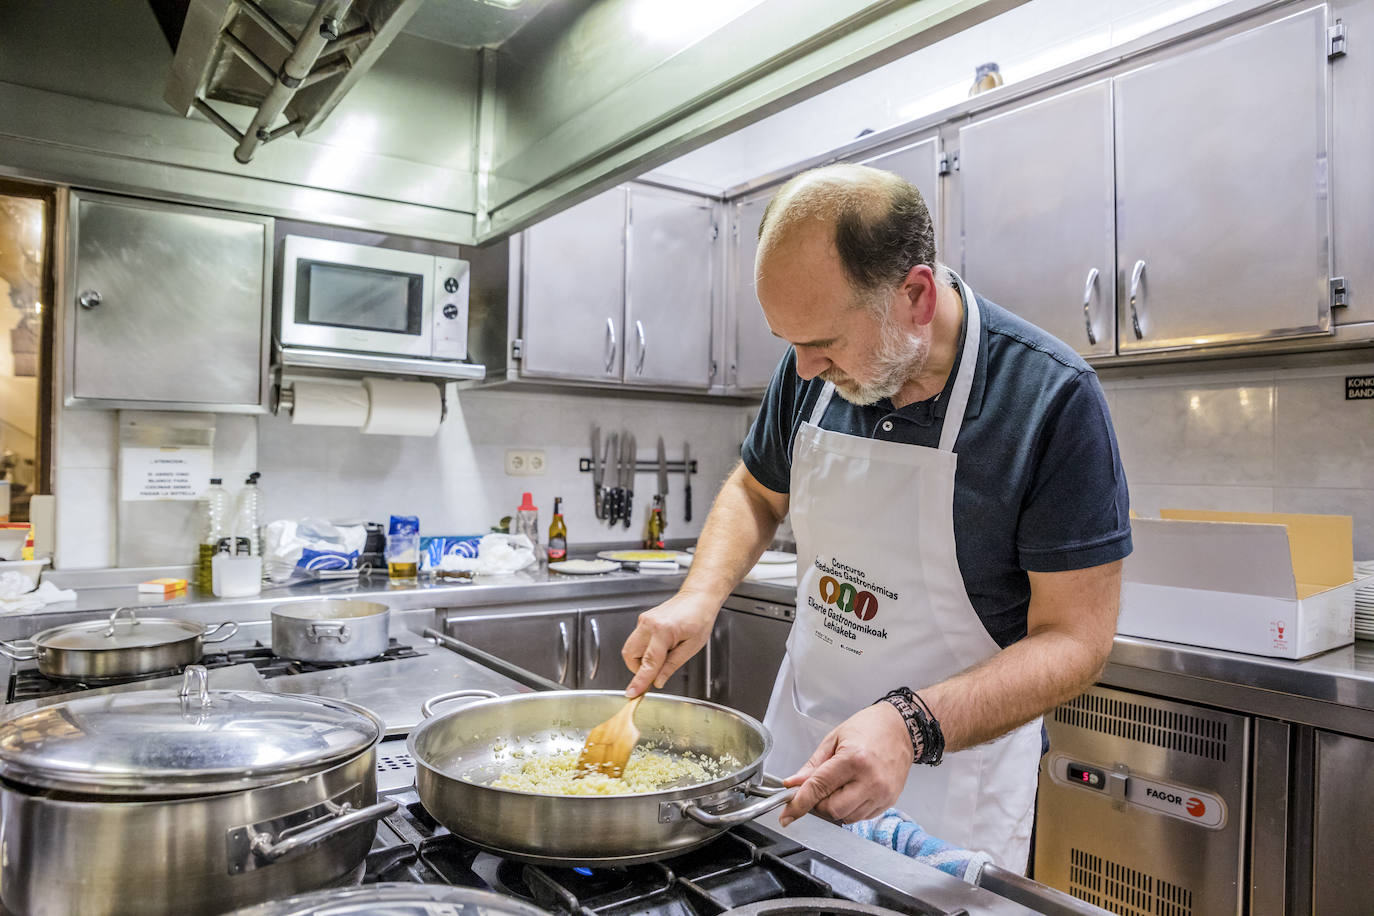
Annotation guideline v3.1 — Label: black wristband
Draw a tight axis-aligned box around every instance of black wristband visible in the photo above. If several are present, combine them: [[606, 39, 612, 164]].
[[876, 687, 945, 766]]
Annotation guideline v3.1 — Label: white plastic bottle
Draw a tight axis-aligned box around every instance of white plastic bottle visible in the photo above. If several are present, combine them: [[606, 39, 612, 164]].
[[234, 472, 263, 557]]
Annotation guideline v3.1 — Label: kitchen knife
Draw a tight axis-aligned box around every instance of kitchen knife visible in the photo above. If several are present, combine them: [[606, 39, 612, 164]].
[[656, 436, 669, 500], [604, 432, 619, 523], [683, 441, 692, 523], [591, 425, 603, 519], [623, 433, 636, 529]]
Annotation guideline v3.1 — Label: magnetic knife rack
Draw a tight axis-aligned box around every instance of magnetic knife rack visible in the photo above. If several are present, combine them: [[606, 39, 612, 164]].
[[578, 458, 697, 474]]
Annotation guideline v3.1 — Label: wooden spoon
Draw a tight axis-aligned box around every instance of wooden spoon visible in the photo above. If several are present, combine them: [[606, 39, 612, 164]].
[[575, 695, 644, 778]]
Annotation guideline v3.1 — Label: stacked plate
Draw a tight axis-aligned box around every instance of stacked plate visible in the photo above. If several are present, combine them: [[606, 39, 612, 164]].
[[1355, 560, 1374, 641]]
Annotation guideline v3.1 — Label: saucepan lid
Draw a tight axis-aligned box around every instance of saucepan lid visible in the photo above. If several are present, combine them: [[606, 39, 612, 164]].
[[0, 665, 382, 796], [222, 884, 552, 916]]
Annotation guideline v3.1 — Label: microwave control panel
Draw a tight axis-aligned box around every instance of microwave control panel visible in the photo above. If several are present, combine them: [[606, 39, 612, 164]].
[[433, 257, 470, 359]]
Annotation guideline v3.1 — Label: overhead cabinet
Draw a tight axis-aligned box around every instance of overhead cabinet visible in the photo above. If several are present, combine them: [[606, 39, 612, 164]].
[[728, 192, 787, 392], [960, 81, 1117, 358], [958, 5, 1334, 358], [65, 192, 272, 411], [1112, 5, 1333, 352], [519, 185, 716, 390]]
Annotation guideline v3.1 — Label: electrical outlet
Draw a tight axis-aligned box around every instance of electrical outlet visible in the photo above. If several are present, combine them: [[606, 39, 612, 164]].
[[504, 449, 547, 476]]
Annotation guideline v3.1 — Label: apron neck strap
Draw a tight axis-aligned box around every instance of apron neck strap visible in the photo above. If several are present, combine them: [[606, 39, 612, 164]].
[[804, 274, 981, 451], [939, 273, 981, 453]]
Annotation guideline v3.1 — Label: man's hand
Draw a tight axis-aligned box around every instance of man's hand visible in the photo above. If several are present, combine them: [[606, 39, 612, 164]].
[[621, 593, 720, 697], [778, 702, 912, 827]]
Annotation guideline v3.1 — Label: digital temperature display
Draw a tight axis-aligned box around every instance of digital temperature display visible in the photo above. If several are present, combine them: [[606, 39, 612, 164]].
[[1068, 762, 1105, 789]]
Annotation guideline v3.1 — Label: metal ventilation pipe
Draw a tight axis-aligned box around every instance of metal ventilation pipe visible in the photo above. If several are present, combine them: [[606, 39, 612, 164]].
[[232, 0, 353, 163]]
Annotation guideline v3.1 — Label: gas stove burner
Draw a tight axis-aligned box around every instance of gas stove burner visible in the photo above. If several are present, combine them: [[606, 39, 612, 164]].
[[6, 639, 425, 703], [722, 900, 913, 916]]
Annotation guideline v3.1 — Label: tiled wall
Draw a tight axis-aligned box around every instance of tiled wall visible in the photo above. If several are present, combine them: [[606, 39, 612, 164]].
[[1101, 359, 1374, 559], [52, 388, 751, 569]]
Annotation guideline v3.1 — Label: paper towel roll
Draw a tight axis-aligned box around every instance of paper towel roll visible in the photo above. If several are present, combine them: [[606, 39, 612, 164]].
[[362, 378, 443, 436], [290, 381, 370, 427]]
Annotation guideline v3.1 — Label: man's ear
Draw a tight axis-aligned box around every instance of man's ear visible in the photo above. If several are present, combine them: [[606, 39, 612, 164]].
[[899, 264, 939, 328]]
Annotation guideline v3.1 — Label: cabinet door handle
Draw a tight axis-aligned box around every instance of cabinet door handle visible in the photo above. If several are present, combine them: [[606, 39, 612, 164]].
[[1081, 267, 1099, 346], [587, 618, 601, 681], [78, 289, 103, 310], [604, 318, 617, 373], [557, 621, 572, 685], [1128, 259, 1146, 340], [635, 320, 647, 374]]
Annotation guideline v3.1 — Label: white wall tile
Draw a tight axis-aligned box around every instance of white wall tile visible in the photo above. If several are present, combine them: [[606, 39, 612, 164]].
[[1127, 483, 1275, 517], [1275, 370, 1374, 490], [1273, 487, 1374, 560], [56, 408, 116, 470], [53, 466, 115, 568]]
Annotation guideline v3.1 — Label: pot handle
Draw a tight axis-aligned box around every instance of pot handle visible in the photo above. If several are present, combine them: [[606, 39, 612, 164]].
[[306, 621, 350, 643], [0, 640, 38, 661], [420, 688, 500, 718], [249, 800, 398, 863], [202, 621, 240, 644], [680, 785, 798, 829]]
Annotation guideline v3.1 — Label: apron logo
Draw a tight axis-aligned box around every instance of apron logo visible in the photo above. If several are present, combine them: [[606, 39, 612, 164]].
[[818, 576, 879, 620]]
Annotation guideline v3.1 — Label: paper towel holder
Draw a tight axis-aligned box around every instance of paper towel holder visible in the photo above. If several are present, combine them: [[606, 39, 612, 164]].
[[272, 378, 449, 424]]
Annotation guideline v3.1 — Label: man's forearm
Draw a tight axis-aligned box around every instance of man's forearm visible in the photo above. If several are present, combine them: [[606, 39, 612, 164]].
[[679, 463, 786, 605], [918, 628, 1109, 752]]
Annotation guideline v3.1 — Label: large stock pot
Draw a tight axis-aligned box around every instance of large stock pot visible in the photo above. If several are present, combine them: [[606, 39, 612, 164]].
[[0, 666, 396, 916], [408, 689, 797, 866]]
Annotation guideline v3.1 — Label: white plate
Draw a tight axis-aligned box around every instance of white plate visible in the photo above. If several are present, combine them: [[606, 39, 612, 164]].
[[597, 550, 682, 563], [549, 559, 621, 575]]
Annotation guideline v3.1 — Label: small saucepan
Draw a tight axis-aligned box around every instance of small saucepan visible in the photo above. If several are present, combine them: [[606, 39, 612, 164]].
[[271, 600, 390, 663], [0, 606, 238, 681]]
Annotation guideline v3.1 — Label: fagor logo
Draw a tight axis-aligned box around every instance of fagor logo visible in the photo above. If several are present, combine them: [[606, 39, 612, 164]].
[[817, 576, 879, 621], [1186, 797, 1206, 817]]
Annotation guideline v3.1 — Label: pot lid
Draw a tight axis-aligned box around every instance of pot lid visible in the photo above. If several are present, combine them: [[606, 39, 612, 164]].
[[33, 607, 206, 650], [223, 884, 552, 916], [0, 666, 381, 796]]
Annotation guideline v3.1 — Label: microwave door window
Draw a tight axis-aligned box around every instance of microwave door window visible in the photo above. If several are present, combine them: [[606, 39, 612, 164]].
[[298, 261, 424, 335]]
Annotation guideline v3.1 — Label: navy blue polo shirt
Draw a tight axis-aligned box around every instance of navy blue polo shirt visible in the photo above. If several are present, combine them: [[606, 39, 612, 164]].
[[742, 295, 1132, 649]]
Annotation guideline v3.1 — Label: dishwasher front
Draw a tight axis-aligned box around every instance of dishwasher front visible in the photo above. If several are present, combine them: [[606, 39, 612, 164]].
[[1034, 684, 1250, 916]]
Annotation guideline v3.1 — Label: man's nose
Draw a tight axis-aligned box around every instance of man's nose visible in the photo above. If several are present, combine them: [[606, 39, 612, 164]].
[[793, 349, 830, 380]]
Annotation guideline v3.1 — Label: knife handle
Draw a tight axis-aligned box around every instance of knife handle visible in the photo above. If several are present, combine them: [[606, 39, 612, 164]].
[[685, 482, 692, 523], [624, 489, 633, 528]]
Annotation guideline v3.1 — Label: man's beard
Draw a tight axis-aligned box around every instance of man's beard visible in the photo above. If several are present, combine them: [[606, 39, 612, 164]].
[[823, 311, 930, 406]]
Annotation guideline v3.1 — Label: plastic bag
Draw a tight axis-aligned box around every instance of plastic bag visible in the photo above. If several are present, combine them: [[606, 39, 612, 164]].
[[436, 534, 537, 575], [263, 518, 367, 582]]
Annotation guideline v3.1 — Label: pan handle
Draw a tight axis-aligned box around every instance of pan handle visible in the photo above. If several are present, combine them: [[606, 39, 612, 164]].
[[103, 606, 139, 636], [679, 785, 798, 828], [420, 688, 500, 719], [248, 800, 398, 863], [0, 640, 38, 661], [202, 621, 240, 644]]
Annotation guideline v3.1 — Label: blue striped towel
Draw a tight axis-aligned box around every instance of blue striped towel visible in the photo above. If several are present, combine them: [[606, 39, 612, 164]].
[[844, 809, 992, 884]]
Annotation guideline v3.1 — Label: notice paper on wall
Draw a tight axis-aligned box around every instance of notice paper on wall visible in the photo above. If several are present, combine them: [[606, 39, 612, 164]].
[[119, 446, 212, 501]]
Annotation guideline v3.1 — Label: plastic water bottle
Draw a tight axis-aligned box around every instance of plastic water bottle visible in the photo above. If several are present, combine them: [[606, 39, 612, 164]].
[[234, 472, 263, 557], [195, 478, 229, 592]]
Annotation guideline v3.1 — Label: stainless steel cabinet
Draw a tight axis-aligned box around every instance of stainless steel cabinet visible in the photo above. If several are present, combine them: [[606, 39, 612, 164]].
[[1312, 730, 1374, 916], [626, 188, 716, 389], [960, 82, 1116, 357], [447, 608, 579, 688], [708, 597, 793, 720], [1113, 6, 1333, 352], [580, 605, 701, 696], [66, 192, 272, 410], [729, 192, 788, 392], [859, 135, 940, 228], [520, 188, 628, 382]]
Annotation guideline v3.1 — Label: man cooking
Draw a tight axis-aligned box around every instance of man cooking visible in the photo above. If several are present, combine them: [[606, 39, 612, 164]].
[[620, 163, 1130, 872]]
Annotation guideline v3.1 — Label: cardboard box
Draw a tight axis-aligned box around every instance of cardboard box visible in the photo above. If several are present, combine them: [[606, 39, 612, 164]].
[[1119, 510, 1356, 659]]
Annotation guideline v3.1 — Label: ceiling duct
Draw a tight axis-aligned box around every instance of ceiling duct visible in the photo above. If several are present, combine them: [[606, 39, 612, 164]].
[[162, 0, 425, 162]]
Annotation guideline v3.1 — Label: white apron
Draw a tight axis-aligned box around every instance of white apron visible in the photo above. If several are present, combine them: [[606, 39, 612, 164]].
[[762, 277, 1042, 872]]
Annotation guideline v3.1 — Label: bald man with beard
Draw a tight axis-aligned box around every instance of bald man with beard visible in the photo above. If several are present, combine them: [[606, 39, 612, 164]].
[[621, 164, 1131, 871]]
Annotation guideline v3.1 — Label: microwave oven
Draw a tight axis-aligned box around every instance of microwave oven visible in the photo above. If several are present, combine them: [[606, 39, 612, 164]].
[[278, 235, 471, 374]]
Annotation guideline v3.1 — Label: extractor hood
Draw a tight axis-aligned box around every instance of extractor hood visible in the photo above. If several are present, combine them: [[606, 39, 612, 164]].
[[158, 0, 427, 163]]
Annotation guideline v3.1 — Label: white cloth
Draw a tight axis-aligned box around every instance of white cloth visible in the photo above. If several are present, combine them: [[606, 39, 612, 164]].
[[761, 277, 1042, 871], [438, 534, 537, 575], [0, 580, 77, 615]]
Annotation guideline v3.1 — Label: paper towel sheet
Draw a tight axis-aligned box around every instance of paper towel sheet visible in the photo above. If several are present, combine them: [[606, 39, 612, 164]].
[[362, 378, 443, 436], [290, 381, 370, 427]]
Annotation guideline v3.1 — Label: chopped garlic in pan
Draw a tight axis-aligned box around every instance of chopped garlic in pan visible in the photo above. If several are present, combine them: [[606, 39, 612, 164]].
[[490, 747, 740, 796]]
